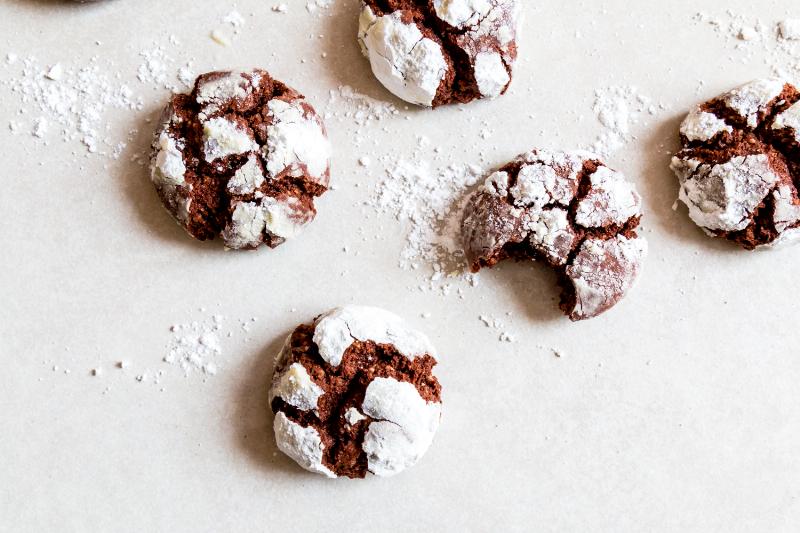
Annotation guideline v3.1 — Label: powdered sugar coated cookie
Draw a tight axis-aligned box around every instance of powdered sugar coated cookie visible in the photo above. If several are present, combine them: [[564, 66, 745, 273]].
[[462, 149, 647, 321], [150, 70, 331, 250], [671, 78, 800, 249], [269, 306, 442, 478], [358, 0, 519, 107]]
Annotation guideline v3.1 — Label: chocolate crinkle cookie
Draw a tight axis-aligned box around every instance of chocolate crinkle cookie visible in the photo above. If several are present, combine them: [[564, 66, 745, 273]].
[[269, 306, 442, 479], [671, 78, 800, 249], [462, 149, 647, 321], [358, 0, 519, 107], [150, 70, 331, 250]]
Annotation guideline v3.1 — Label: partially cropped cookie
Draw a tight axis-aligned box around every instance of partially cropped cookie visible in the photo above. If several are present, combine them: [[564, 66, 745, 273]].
[[270, 306, 442, 478], [358, 0, 519, 107], [671, 78, 800, 249], [462, 149, 647, 321], [150, 70, 331, 249]]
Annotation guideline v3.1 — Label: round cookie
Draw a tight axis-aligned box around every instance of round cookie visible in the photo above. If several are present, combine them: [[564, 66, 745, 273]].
[[269, 306, 442, 478], [671, 78, 800, 249], [462, 149, 647, 321], [150, 70, 331, 250], [357, 0, 520, 107]]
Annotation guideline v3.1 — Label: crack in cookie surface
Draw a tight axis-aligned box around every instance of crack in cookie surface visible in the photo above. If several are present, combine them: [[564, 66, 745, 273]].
[[150, 70, 331, 249], [671, 78, 800, 249], [461, 149, 647, 321]]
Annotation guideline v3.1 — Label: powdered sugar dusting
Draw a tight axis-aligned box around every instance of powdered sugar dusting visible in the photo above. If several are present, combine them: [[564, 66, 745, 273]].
[[372, 157, 483, 277], [587, 86, 656, 157], [313, 306, 437, 367], [3, 56, 143, 155], [361, 377, 441, 477], [164, 314, 226, 376], [694, 11, 800, 83]]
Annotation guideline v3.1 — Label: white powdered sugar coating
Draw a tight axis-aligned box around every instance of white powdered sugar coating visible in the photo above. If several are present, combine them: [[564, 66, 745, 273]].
[[222, 201, 266, 249], [575, 166, 642, 228], [433, 0, 517, 98], [772, 101, 800, 143], [473, 51, 510, 99], [360, 377, 441, 477], [196, 70, 261, 117], [508, 150, 584, 208], [273, 412, 336, 478], [312, 306, 436, 368], [526, 209, 577, 266], [264, 98, 331, 182], [509, 163, 562, 208], [485, 170, 510, 196], [766, 227, 800, 248], [672, 154, 780, 232], [175, 196, 192, 223], [492, 148, 642, 240], [722, 78, 785, 128], [202, 117, 258, 162], [345, 407, 367, 426], [222, 197, 312, 249], [151, 119, 193, 224], [226, 155, 265, 195], [680, 106, 733, 142], [358, 7, 448, 106], [433, 0, 492, 28], [152, 131, 186, 187], [263, 196, 313, 239], [269, 362, 325, 413], [566, 236, 648, 321], [772, 185, 800, 233]]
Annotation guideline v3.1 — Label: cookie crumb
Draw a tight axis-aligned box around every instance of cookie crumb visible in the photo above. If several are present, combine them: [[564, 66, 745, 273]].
[[738, 27, 759, 41], [45, 63, 63, 81], [778, 19, 800, 40], [210, 29, 231, 47]]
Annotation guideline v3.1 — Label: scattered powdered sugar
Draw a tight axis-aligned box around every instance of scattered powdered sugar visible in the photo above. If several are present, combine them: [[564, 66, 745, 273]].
[[324, 85, 400, 128], [479, 313, 517, 343], [137, 47, 171, 86], [224, 10, 246, 29], [324, 85, 487, 294], [587, 86, 657, 157], [372, 156, 483, 279], [136, 43, 196, 93], [694, 12, 800, 83], [160, 310, 262, 379], [210, 9, 248, 47], [164, 314, 227, 376], [40, 307, 263, 393], [306, 0, 334, 14], [3, 56, 143, 154], [2, 35, 196, 160]]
